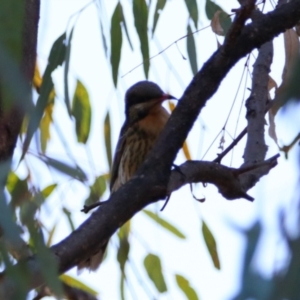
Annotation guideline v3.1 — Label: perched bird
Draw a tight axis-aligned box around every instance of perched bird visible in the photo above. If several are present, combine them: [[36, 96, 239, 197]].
[[78, 81, 176, 271]]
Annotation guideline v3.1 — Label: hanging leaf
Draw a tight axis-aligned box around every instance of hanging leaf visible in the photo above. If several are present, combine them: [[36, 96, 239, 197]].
[[133, 0, 149, 77], [60, 274, 98, 297], [84, 175, 107, 206], [168, 101, 191, 160], [72, 79, 91, 144], [64, 27, 75, 115], [187, 24, 198, 75], [175, 274, 199, 300], [40, 155, 87, 182], [143, 210, 186, 239], [46, 223, 57, 247], [272, 29, 300, 113], [184, 0, 198, 29], [205, 0, 223, 20], [117, 221, 131, 272], [30, 225, 63, 297], [144, 253, 167, 293], [39, 92, 55, 153], [6, 172, 30, 209], [121, 7, 133, 51], [211, 10, 231, 36], [22, 33, 67, 160], [104, 111, 112, 169], [111, 2, 123, 87], [202, 221, 220, 269], [152, 0, 167, 36], [42, 184, 57, 199], [99, 19, 108, 57], [62, 207, 75, 232]]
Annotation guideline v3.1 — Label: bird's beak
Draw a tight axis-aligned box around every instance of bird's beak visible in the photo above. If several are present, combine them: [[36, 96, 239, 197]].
[[161, 94, 178, 101]]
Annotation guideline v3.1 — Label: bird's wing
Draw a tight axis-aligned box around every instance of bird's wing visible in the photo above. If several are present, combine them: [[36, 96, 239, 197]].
[[109, 121, 129, 192]]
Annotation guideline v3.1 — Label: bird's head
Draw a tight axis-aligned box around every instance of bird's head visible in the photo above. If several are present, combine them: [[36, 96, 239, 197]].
[[125, 81, 176, 124]]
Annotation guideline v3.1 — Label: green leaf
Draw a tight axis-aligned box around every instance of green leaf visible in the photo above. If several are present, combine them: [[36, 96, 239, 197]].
[[42, 183, 57, 198], [72, 79, 92, 144], [111, 2, 123, 87], [121, 7, 133, 51], [60, 274, 98, 297], [202, 221, 220, 269], [84, 175, 107, 206], [205, 0, 223, 20], [175, 274, 199, 300], [100, 19, 108, 57], [143, 209, 186, 239], [22, 33, 67, 160], [219, 12, 232, 36], [184, 0, 198, 29], [187, 24, 198, 75], [133, 0, 149, 78], [152, 0, 167, 36], [117, 222, 131, 272], [144, 253, 167, 293], [30, 225, 63, 297], [46, 223, 57, 247], [64, 27, 75, 115], [104, 111, 112, 169], [6, 172, 30, 209], [39, 96, 54, 153], [62, 207, 75, 231], [0, 161, 27, 257], [40, 155, 87, 182]]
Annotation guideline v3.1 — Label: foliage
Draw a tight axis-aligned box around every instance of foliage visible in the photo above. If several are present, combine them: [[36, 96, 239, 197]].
[[0, 0, 300, 299]]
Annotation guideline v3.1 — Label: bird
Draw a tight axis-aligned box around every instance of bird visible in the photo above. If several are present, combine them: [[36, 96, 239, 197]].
[[78, 81, 176, 271]]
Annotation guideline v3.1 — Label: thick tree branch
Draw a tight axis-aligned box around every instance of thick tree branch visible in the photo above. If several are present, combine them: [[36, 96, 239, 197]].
[[0, 1, 300, 297], [52, 0, 300, 273]]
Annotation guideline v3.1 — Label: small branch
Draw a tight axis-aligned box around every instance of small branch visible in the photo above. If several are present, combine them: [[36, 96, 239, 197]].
[[168, 155, 279, 201]]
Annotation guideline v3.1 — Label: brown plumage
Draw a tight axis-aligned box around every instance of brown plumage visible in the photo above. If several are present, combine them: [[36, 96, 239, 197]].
[[78, 81, 176, 271]]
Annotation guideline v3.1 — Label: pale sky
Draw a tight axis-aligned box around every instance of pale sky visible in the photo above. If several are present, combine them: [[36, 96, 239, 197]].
[[24, 1, 300, 299]]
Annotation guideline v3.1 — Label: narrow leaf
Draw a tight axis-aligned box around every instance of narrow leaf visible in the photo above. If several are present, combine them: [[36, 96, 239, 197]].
[[46, 223, 57, 247], [6, 172, 30, 209], [72, 79, 91, 144], [62, 207, 75, 231], [117, 222, 131, 272], [133, 0, 149, 77], [168, 101, 191, 160], [60, 274, 98, 296], [144, 254, 167, 293], [111, 2, 123, 87], [64, 27, 75, 115], [99, 20, 108, 57], [104, 111, 112, 169], [202, 221, 220, 269], [205, 0, 223, 20], [40, 156, 87, 182], [39, 92, 54, 153], [121, 7, 133, 51], [187, 24, 198, 75], [152, 0, 167, 36], [175, 274, 199, 300], [22, 33, 66, 159], [42, 184, 57, 198], [143, 210, 186, 239], [84, 175, 107, 206], [184, 0, 198, 28]]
